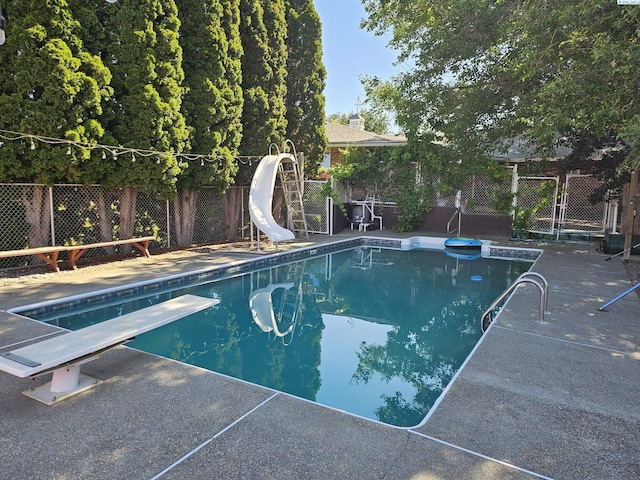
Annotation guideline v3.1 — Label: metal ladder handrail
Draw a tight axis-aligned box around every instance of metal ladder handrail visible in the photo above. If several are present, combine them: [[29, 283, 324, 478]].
[[480, 272, 549, 331], [519, 271, 549, 311]]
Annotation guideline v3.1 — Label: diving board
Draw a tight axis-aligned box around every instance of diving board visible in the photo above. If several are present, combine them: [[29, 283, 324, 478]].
[[0, 294, 219, 405]]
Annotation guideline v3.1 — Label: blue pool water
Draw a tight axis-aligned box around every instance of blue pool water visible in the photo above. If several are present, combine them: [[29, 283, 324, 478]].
[[27, 245, 532, 427]]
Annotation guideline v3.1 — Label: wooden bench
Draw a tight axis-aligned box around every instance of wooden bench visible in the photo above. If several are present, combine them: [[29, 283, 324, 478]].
[[0, 236, 156, 272], [0, 294, 219, 405]]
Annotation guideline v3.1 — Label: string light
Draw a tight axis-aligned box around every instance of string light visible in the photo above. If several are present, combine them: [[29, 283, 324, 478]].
[[0, 129, 258, 166]]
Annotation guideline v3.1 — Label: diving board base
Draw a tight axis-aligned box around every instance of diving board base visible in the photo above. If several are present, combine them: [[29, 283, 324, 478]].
[[24, 370, 101, 406]]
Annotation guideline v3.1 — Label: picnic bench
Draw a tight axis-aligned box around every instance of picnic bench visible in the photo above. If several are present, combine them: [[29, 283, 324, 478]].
[[0, 294, 219, 405], [0, 236, 156, 272]]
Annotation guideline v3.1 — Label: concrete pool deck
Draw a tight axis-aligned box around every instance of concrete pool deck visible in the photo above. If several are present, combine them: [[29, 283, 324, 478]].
[[0, 232, 638, 479]]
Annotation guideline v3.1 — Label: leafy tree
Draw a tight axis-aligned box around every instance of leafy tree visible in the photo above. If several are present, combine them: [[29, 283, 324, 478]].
[[284, 0, 327, 176], [361, 0, 640, 167], [326, 109, 390, 135], [237, 0, 288, 184], [0, 0, 111, 247], [326, 112, 350, 125], [173, 0, 243, 244], [331, 136, 509, 232]]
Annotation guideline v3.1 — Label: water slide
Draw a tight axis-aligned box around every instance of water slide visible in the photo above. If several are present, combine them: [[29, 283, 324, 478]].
[[249, 283, 296, 338], [249, 153, 296, 242]]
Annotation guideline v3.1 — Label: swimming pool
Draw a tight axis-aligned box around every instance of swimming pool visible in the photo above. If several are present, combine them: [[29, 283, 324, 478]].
[[19, 238, 538, 427]]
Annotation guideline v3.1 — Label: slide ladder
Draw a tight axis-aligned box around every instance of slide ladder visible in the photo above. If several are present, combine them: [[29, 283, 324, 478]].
[[277, 261, 305, 324], [278, 156, 308, 239]]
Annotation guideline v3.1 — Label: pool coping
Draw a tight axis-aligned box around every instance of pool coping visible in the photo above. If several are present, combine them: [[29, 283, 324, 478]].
[[10, 235, 541, 319]]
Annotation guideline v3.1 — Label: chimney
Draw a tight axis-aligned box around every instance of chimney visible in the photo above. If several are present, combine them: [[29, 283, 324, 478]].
[[349, 113, 365, 130]]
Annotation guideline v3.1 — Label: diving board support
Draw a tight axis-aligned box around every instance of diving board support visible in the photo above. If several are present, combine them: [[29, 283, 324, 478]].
[[0, 294, 219, 405]]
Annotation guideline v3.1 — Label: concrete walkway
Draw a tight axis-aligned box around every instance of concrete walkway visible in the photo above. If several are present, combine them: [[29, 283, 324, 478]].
[[0, 234, 638, 479]]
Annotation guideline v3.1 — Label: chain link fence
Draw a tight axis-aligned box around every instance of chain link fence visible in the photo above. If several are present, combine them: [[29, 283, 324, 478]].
[[559, 174, 607, 233], [0, 183, 253, 269], [0, 170, 615, 269], [514, 173, 609, 236], [514, 176, 560, 234], [303, 180, 331, 234], [458, 174, 512, 215]]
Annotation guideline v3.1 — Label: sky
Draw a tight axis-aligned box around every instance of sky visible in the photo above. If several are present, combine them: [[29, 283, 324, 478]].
[[314, 0, 399, 117]]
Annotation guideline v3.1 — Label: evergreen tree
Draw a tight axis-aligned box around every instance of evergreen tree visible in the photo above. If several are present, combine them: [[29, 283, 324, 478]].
[[238, 0, 288, 174], [0, 0, 111, 185], [100, 0, 188, 196], [176, 0, 242, 192], [99, 0, 189, 240], [173, 0, 243, 244], [285, 0, 327, 175], [0, 0, 111, 247], [262, 0, 288, 145]]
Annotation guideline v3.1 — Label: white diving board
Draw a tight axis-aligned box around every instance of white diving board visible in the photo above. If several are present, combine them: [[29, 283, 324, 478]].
[[0, 294, 219, 405]]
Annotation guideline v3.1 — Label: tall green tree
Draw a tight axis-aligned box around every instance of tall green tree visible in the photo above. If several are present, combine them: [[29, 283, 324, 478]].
[[361, 0, 640, 168], [327, 109, 390, 135], [100, 0, 188, 240], [0, 0, 111, 247], [238, 0, 288, 184], [284, 0, 327, 176], [174, 0, 243, 244]]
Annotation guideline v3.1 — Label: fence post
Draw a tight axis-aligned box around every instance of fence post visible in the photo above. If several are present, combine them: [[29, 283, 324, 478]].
[[242, 186, 246, 239], [511, 164, 518, 216], [166, 199, 171, 248], [623, 168, 638, 262], [49, 186, 56, 246], [328, 195, 334, 235]]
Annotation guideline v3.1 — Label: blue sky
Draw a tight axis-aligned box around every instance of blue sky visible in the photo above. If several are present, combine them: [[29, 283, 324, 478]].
[[314, 0, 399, 116]]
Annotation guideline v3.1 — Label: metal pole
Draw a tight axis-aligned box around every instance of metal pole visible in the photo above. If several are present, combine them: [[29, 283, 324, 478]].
[[49, 186, 56, 246], [166, 199, 171, 248], [605, 241, 640, 261], [599, 283, 640, 311], [241, 186, 245, 240]]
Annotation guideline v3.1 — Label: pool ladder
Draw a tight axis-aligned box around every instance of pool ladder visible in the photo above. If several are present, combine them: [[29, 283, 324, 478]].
[[481, 272, 549, 332]]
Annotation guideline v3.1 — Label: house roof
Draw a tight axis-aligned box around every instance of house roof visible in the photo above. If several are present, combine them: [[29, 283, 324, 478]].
[[325, 122, 407, 148]]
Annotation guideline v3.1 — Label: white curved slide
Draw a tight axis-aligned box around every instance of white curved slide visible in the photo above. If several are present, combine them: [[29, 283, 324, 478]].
[[249, 153, 296, 242]]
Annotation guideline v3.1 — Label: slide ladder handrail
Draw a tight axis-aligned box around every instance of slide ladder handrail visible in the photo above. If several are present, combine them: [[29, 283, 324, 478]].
[[447, 208, 461, 235], [278, 151, 308, 239], [481, 272, 549, 332]]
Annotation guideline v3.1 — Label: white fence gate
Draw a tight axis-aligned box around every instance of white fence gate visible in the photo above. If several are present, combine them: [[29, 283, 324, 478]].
[[515, 170, 611, 237], [558, 174, 608, 233]]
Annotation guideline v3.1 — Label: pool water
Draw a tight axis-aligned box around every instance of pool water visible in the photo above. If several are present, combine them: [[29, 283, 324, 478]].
[[29, 246, 531, 427]]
